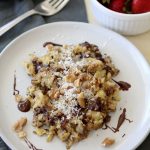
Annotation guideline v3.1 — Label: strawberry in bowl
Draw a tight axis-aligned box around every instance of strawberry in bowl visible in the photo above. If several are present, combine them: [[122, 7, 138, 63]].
[[132, 0, 150, 13], [98, 0, 150, 14]]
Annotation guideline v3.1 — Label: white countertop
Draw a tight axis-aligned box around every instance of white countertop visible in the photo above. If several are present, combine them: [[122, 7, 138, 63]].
[[85, 0, 150, 63]]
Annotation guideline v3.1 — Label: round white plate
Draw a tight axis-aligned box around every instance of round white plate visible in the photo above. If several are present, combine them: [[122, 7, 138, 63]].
[[0, 22, 150, 150]]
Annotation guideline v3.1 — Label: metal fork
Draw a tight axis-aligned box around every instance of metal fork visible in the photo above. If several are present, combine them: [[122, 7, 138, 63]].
[[0, 0, 70, 36]]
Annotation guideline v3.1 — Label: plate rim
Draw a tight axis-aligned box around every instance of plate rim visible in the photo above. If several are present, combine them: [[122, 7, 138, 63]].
[[0, 21, 150, 150]]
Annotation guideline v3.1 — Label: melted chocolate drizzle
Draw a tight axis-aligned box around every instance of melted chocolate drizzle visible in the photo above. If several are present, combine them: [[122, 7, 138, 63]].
[[18, 99, 31, 112], [24, 138, 43, 150], [113, 108, 133, 133], [13, 73, 19, 95], [113, 79, 131, 91], [43, 42, 62, 47], [102, 108, 133, 133], [112, 108, 127, 132], [125, 118, 133, 123], [102, 124, 115, 133]]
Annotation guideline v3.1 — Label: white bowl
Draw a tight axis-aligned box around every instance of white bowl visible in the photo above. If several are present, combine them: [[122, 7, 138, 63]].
[[91, 0, 150, 35]]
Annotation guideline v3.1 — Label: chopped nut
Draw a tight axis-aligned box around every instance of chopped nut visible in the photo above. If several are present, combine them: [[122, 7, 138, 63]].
[[79, 73, 87, 81], [74, 88, 81, 94], [77, 92, 85, 108], [48, 89, 59, 99], [74, 79, 81, 87], [60, 89, 65, 95], [87, 61, 103, 73], [82, 81, 90, 89], [66, 73, 76, 83], [102, 138, 115, 147], [53, 91, 60, 99], [13, 117, 27, 132]]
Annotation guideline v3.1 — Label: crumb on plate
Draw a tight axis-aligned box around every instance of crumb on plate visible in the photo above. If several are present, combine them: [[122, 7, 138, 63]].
[[102, 137, 115, 147]]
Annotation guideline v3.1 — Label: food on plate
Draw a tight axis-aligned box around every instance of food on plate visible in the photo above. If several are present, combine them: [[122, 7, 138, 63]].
[[102, 137, 115, 147], [14, 42, 131, 149], [98, 0, 150, 14]]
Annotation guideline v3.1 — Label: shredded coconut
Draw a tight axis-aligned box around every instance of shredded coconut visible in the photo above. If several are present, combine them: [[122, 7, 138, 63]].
[[52, 46, 80, 119], [84, 89, 94, 99]]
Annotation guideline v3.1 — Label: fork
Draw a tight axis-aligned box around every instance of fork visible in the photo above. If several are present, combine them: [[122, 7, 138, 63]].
[[0, 0, 70, 36]]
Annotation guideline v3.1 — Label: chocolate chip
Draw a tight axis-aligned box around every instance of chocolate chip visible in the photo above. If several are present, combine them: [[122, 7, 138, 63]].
[[32, 60, 43, 74], [95, 52, 103, 60], [48, 117, 55, 125], [105, 88, 115, 96], [40, 86, 49, 94], [104, 65, 112, 73], [88, 98, 102, 111]]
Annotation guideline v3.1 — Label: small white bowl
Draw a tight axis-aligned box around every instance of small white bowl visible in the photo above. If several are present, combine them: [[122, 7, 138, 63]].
[[91, 0, 150, 35]]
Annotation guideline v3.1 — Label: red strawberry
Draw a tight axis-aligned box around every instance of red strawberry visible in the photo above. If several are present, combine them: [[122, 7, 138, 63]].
[[109, 0, 126, 13], [132, 0, 150, 13]]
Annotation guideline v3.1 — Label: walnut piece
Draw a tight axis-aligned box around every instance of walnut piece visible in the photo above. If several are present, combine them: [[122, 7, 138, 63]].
[[13, 117, 27, 132], [77, 92, 86, 108], [102, 138, 115, 147]]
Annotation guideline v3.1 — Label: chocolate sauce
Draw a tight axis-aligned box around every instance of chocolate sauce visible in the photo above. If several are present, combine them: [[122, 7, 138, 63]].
[[43, 42, 62, 47], [13, 74, 19, 95], [125, 118, 133, 123], [102, 124, 115, 133], [18, 99, 31, 112], [103, 108, 133, 133], [113, 79, 131, 91], [122, 134, 126, 138], [112, 108, 126, 132], [79, 41, 92, 49], [112, 108, 133, 133], [103, 115, 111, 123], [24, 138, 43, 150]]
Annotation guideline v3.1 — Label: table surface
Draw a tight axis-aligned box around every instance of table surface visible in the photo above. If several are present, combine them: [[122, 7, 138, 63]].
[[85, 0, 150, 64]]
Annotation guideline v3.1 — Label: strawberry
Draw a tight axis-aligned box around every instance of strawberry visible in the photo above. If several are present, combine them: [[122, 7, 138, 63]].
[[108, 0, 126, 13], [132, 0, 150, 13]]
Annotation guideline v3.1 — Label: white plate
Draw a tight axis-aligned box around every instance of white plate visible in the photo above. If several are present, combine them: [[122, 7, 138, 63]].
[[0, 22, 150, 150]]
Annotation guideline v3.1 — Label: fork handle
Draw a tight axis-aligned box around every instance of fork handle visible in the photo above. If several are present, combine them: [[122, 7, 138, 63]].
[[0, 9, 36, 36]]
